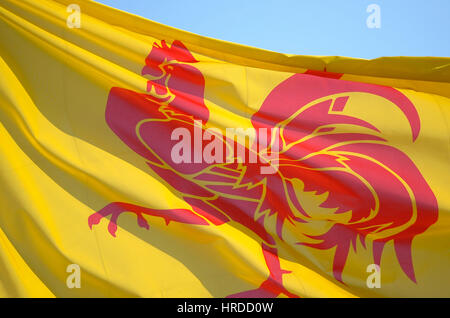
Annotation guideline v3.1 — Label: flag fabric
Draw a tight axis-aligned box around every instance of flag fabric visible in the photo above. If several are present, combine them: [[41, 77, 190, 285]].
[[0, 0, 449, 298]]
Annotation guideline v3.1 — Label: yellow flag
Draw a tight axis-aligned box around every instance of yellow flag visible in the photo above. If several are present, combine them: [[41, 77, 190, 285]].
[[0, 0, 449, 297]]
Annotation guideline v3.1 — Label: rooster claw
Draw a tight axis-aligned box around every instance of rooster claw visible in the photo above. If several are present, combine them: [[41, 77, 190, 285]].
[[136, 213, 150, 229], [88, 202, 150, 237], [226, 277, 299, 298]]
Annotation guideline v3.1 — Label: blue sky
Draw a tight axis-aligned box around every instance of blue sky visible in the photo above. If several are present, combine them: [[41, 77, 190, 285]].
[[97, 0, 450, 59]]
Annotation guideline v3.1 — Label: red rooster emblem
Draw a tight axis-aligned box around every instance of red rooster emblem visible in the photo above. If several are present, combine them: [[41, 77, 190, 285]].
[[88, 40, 438, 297]]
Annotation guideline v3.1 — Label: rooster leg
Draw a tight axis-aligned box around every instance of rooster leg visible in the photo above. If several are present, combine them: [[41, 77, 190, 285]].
[[88, 201, 209, 237], [227, 243, 299, 298]]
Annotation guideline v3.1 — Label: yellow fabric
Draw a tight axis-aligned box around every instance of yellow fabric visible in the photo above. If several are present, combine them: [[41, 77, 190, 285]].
[[0, 0, 449, 297]]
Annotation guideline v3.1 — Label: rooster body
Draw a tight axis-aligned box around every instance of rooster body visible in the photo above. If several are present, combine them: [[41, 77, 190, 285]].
[[89, 40, 438, 297]]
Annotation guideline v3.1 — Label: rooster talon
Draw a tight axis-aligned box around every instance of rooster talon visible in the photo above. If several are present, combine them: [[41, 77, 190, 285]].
[[137, 214, 150, 229], [226, 278, 299, 298], [88, 212, 104, 229], [107, 220, 118, 237]]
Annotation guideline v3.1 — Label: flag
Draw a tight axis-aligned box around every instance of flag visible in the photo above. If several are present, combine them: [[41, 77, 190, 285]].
[[0, 0, 449, 297]]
